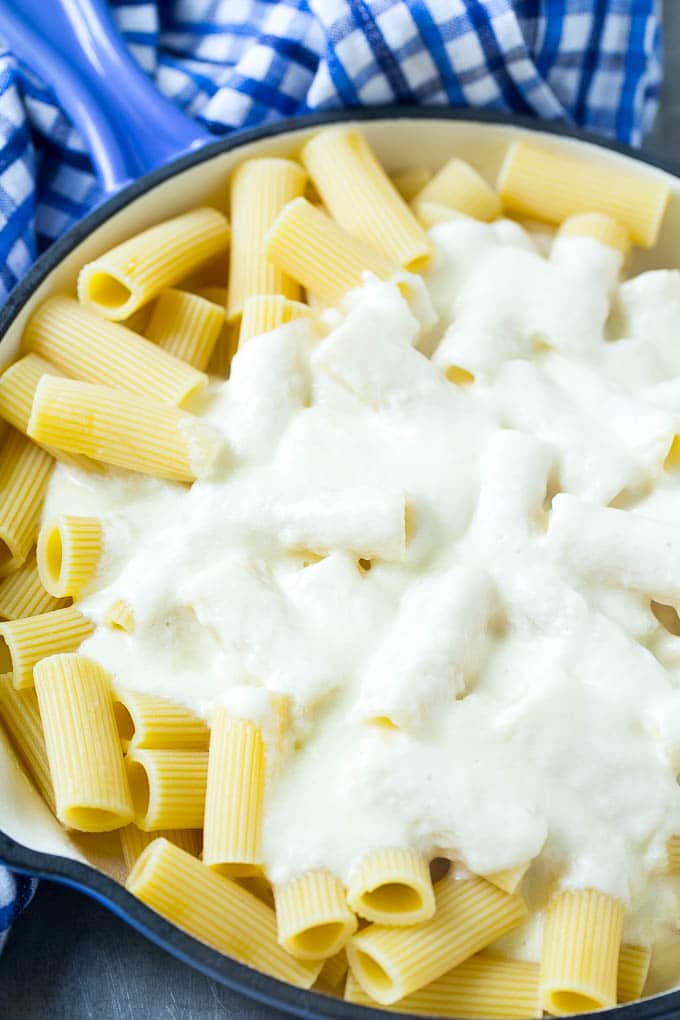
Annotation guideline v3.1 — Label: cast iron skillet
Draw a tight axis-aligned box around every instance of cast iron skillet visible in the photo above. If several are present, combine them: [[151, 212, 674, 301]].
[[1, 3, 680, 1018]]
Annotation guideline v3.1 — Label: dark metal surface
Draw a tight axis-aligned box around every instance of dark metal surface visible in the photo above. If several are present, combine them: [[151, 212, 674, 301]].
[[2, 7, 680, 1018]]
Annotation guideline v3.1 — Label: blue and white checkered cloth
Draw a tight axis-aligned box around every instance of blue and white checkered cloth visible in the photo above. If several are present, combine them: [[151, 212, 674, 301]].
[[0, 0, 663, 949]]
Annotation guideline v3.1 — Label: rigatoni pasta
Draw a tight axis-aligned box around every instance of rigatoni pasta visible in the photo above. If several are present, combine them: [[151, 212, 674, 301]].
[[0, 556, 68, 620], [0, 429, 53, 576], [0, 671, 55, 811], [145, 289, 224, 371], [125, 748, 208, 830], [274, 870, 357, 960], [347, 848, 435, 925], [412, 158, 502, 222], [0, 606, 94, 689], [113, 690, 209, 751], [119, 823, 202, 872], [239, 295, 311, 347], [37, 516, 102, 599]]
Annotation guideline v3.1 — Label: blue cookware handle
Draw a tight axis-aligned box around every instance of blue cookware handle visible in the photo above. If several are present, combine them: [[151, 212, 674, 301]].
[[0, 0, 211, 194]]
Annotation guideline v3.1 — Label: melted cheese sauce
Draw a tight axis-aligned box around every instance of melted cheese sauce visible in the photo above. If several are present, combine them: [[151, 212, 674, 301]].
[[45, 219, 680, 982]]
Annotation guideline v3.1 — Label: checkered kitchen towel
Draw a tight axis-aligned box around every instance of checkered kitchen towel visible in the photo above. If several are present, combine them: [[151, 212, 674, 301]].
[[0, 0, 663, 945]]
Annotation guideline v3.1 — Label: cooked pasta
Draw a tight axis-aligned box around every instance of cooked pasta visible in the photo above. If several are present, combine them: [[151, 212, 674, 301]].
[[617, 943, 652, 1004], [346, 848, 435, 925], [413, 158, 502, 222], [0, 353, 63, 433], [239, 295, 311, 347], [126, 838, 321, 987], [390, 167, 432, 202], [301, 128, 431, 270], [78, 207, 230, 320], [103, 600, 135, 633], [34, 653, 133, 831], [145, 289, 224, 371], [0, 429, 53, 576], [0, 606, 94, 689], [317, 949, 348, 990], [0, 671, 55, 811], [0, 556, 68, 620], [37, 516, 102, 599], [125, 748, 208, 830], [556, 212, 631, 256], [227, 158, 307, 321], [23, 296, 207, 407], [119, 823, 201, 871], [274, 870, 357, 961], [113, 690, 209, 751]]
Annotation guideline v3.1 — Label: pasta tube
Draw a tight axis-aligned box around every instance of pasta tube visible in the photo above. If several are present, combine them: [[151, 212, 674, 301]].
[[104, 600, 135, 633], [347, 848, 435, 925], [265, 198, 397, 307], [227, 158, 307, 320], [413, 158, 502, 222], [119, 823, 201, 871], [28, 376, 220, 483], [78, 207, 230, 320], [203, 710, 265, 876], [617, 943, 652, 1004], [113, 690, 209, 751], [556, 212, 630, 256], [498, 141, 669, 247], [125, 748, 208, 830], [0, 606, 94, 689], [145, 289, 224, 371], [301, 128, 431, 269], [195, 287, 236, 377], [126, 838, 321, 987], [0, 556, 68, 620], [345, 952, 542, 1018], [540, 888, 624, 1015], [390, 167, 432, 202], [0, 671, 55, 811], [37, 516, 102, 599], [0, 353, 64, 433], [317, 949, 348, 990], [239, 295, 311, 347], [274, 870, 357, 961], [346, 876, 527, 1005], [34, 653, 133, 831], [0, 429, 53, 576], [24, 296, 207, 407]]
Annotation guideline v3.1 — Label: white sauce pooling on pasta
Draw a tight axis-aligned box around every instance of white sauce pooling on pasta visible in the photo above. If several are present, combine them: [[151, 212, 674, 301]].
[[44, 219, 680, 972]]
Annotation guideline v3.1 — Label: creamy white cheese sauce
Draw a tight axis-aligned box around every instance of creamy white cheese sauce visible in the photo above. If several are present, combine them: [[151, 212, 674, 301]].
[[44, 218, 680, 978]]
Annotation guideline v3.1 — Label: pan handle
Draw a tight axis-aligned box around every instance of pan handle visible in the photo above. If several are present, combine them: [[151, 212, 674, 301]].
[[0, 0, 211, 194]]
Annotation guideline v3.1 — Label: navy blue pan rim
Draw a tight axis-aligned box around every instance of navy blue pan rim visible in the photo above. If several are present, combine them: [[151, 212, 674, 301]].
[[1, 104, 680, 1020]]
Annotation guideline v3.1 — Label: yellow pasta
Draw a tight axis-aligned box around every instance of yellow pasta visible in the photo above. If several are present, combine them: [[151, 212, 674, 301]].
[[498, 141, 670, 247], [227, 158, 307, 320], [274, 870, 357, 961], [127, 838, 321, 987], [347, 848, 435, 925], [202, 709, 264, 876], [23, 296, 207, 407], [28, 376, 218, 483], [37, 516, 102, 599], [196, 286, 227, 307], [0, 606, 94, 689], [34, 653, 133, 831], [617, 943, 652, 1003], [667, 834, 680, 870], [345, 953, 542, 1018], [318, 949, 348, 990], [483, 861, 529, 895], [119, 823, 201, 871], [113, 690, 209, 751], [104, 599, 135, 633], [0, 428, 53, 576], [125, 748, 208, 830], [540, 888, 624, 1015], [238, 295, 311, 347], [414, 202, 467, 230], [145, 289, 224, 371], [556, 212, 631, 256], [301, 128, 431, 270], [207, 318, 239, 377], [0, 353, 64, 433], [0, 556, 68, 620], [265, 198, 397, 307], [0, 671, 55, 811], [78, 207, 231, 320], [413, 158, 502, 222], [390, 167, 432, 202], [346, 876, 528, 1005]]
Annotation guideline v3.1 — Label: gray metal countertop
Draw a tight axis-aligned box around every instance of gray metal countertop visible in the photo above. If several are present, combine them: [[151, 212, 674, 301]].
[[2, 7, 680, 1019]]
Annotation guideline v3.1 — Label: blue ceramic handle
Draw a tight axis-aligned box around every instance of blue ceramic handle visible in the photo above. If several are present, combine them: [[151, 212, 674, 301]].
[[0, 0, 211, 194]]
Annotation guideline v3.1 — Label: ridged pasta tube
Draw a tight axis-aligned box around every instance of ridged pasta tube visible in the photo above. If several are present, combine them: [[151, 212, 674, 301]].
[[28, 376, 220, 483], [239, 295, 311, 347], [540, 888, 624, 1015], [113, 690, 209, 751], [0, 556, 68, 620], [347, 849, 435, 925], [227, 158, 307, 320], [125, 748, 208, 830], [265, 198, 398, 307], [203, 710, 265, 876], [413, 158, 502, 222], [23, 296, 207, 406], [37, 516, 102, 599], [78, 207, 230, 320], [556, 212, 630, 256], [104, 600, 135, 633], [346, 876, 528, 1005], [0, 606, 95, 689], [301, 128, 431, 270], [119, 823, 201, 871], [0, 429, 53, 576], [34, 654, 133, 831], [498, 141, 669, 247], [617, 943, 652, 1003], [0, 671, 55, 811], [274, 870, 357, 961], [0, 353, 64, 433], [345, 952, 542, 1018], [127, 838, 322, 987], [145, 289, 224, 371], [666, 834, 680, 870]]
